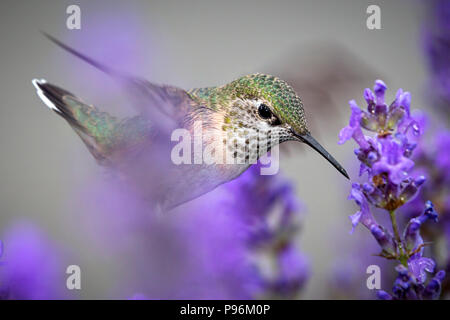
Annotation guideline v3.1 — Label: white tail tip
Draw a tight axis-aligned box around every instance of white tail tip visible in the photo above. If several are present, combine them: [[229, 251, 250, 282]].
[[32, 78, 61, 113]]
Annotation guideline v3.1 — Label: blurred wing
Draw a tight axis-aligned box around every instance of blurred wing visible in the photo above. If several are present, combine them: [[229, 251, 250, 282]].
[[42, 33, 194, 134]]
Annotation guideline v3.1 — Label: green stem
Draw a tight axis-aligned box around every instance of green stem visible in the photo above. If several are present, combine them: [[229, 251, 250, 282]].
[[389, 210, 408, 266], [389, 210, 401, 243]]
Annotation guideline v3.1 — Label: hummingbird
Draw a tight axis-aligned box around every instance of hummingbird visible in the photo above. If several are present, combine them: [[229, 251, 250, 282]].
[[32, 34, 348, 210]]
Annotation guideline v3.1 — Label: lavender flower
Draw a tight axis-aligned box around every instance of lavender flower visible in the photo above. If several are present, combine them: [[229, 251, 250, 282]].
[[399, 128, 450, 297], [276, 244, 309, 292], [396, 0, 450, 298], [377, 265, 445, 300], [79, 162, 308, 299], [0, 223, 70, 300], [193, 162, 310, 299], [339, 80, 445, 299]]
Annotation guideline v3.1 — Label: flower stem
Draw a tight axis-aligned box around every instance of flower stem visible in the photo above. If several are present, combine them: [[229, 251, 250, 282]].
[[389, 210, 408, 266], [389, 210, 401, 242]]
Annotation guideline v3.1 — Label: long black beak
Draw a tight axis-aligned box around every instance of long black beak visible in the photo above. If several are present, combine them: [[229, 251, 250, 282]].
[[294, 131, 349, 179]]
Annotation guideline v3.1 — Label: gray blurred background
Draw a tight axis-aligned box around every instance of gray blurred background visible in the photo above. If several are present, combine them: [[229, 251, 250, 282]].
[[0, 0, 428, 298]]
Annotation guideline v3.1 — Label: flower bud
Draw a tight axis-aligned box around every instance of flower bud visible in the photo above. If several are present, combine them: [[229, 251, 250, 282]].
[[364, 88, 375, 104], [362, 183, 374, 193], [404, 218, 421, 252], [423, 270, 445, 300], [374, 80, 387, 105], [370, 225, 396, 255], [423, 200, 438, 222]]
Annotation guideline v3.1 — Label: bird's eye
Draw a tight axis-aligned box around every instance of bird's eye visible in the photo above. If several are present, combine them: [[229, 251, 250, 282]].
[[258, 104, 272, 119]]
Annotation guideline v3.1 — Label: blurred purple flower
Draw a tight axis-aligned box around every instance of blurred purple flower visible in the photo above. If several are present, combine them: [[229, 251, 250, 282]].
[[273, 244, 309, 295], [67, 4, 150, 74], [185, 162, 309, 299], [0, 222, 70, 300], [435, 131, 450, 177], [77, 162, 308, 299], [423, 0, 450, 110]]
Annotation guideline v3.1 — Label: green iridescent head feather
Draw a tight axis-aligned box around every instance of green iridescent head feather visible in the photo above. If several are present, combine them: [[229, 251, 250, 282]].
[[188, 73, 308, 134]]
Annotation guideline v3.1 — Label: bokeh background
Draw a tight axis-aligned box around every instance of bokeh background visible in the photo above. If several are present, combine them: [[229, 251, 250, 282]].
[[0, 0, 443, 299]]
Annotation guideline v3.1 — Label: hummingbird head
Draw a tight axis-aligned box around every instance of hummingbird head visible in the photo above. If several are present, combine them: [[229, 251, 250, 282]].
[[192, 73, 348, 179]]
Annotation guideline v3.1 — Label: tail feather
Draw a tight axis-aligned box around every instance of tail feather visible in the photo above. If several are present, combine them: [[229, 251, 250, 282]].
[[32, 79, 65, 112], [32, 79, 86, 131], [32, 79, 117, 164], [32, 79, 151, 165]]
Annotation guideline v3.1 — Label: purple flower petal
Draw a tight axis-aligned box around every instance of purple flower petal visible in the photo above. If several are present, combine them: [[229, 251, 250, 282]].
[[348, 184, 377, 232], [349, 210, 362, 234], [399, 92, 411, 116], [408, 255, 435, 284], [338, 101, 370, 149], [374, 80, 387, 105], [370, 225, 395, 254], [423, 270, 445, 299], [372, 137, 414, 184], [364, 88, 375, 104]]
